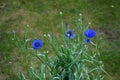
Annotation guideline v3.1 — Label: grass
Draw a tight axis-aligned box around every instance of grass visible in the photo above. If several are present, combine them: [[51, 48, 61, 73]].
[[0, 0, 120, 80]]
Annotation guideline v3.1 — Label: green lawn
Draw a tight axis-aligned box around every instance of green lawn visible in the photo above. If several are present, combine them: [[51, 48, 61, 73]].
[[0, 0, 120, 80]]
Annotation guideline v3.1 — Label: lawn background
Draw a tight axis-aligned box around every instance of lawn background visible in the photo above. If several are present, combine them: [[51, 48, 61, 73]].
[[0, 0, 120, 80]]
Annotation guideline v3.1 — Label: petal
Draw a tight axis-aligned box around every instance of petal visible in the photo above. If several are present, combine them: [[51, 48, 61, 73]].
[[70, 34, 76, 39], [84, 29, 96, 38]]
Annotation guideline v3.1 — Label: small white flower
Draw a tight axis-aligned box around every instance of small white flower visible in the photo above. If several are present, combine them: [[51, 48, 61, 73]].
[[99, 61, 103, 64], [46, 51, 49, 53], [30, 66, 33, 69], [78, 19, 81, 21], [88, 22, 91, 25], [74, 72, 77, 77], [8, 62, 12, 65], [47, 34, 50, 37], [111, 5, 114, 8], [30, 67, 33, 71], [25, 38, 31, 42], [79, 13, 82, 16], [12, 38, 14, 40], [61, 45, 64, 47], [59, 11, 63, 15], [37, 53, 45, 57], [26, 24, 29, 27], [12, 30, 16, 34], [43, 34, 47, 37]]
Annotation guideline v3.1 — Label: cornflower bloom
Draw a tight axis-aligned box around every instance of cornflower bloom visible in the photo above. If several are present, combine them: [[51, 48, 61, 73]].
[[66, 29, 76, 39], [84, 29, 96, 43], [32, 39, 42, 50]]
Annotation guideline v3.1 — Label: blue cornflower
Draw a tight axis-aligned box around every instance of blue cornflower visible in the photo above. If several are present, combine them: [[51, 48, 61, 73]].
[[84, 29, 96, 38], [84, 39, 90, 43], [32, 39, 42, 50], [66, 30, 76, 39]]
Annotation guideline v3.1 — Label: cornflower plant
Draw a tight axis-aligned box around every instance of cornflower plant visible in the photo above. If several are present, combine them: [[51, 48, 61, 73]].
[[13, 12, 107, 80]]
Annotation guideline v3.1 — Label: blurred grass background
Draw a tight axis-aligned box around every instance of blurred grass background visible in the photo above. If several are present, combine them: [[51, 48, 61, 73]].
[[0, 0, 120, 80]]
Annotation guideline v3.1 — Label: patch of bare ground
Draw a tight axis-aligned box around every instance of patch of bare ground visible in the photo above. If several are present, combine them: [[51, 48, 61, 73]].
[[0, 73, 9, 80]]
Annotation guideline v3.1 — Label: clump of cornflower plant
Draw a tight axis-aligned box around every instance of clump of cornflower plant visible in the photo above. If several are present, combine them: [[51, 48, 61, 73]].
[[14, 13, 107, 80]]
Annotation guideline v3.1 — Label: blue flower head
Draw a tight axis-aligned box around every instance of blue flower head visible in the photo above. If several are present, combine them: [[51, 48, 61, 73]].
[[66, 30, 76, 39], [84, 39, 90, 43], [84, 29, 96, 38], [32, 39, 42, 50]]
